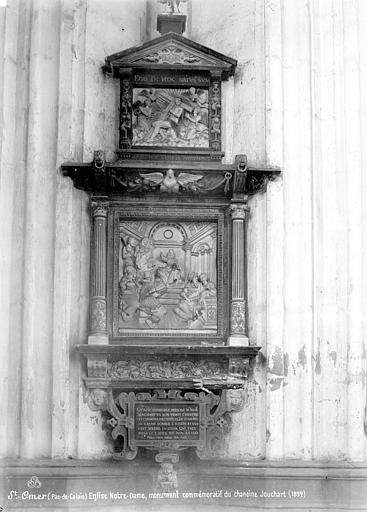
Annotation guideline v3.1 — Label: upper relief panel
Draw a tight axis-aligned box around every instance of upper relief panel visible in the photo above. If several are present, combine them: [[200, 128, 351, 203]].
[[103, 32, 237, 162], [132, 87, 209, 149]]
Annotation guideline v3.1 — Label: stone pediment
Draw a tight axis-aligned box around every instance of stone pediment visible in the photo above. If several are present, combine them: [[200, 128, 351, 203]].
[[104, 32, 237, 79]]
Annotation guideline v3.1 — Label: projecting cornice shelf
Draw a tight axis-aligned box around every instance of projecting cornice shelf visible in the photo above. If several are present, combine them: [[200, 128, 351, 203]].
[[78, 344, 261, 391], [61, 152, 280, 197]]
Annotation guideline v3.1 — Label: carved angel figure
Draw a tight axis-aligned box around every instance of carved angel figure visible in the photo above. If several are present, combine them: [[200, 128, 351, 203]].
[[140, 169, 203, 193]]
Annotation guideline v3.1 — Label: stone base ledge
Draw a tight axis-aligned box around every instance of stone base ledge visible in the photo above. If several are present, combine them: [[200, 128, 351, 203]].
[[1, 459, 367, 511]]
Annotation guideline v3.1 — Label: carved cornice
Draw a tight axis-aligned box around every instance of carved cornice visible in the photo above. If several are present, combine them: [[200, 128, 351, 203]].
[[78, 345, 260, 392], [61, 154, 280, 197]]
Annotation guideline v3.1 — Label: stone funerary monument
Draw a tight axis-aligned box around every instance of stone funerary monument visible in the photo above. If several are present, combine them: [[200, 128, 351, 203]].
[[62, 0, 278, 488]]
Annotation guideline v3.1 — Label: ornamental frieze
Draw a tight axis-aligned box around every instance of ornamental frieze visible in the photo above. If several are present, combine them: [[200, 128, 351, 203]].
[[108, 359, 227, 380]]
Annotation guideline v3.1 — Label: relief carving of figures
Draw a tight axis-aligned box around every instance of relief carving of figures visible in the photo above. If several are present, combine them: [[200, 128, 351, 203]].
[[173, 272, 216, 329], [132, 87, 208, 148], [118, 221, 217, 332]]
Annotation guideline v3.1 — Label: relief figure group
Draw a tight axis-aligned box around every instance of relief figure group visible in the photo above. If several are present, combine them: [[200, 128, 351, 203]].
[[119, 234, 216, 330], [132, 87, 209, 148]]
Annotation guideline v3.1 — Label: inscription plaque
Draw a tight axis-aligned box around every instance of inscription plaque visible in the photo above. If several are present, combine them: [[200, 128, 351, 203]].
[[135, 403, 200, 441]]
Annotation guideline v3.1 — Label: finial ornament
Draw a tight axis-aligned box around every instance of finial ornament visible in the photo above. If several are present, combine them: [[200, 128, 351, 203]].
[[158, 0, 187, 14]]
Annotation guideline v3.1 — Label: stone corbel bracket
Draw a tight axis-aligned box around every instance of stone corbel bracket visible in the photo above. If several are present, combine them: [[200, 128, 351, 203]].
[[81, 345, 259, 463], [86, 387, 251, 462], [233, 154, 281, 198]]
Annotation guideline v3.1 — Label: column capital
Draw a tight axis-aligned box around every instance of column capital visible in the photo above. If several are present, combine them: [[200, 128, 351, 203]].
[[229, 203, 248, 220], [91, 198, 109, 218]]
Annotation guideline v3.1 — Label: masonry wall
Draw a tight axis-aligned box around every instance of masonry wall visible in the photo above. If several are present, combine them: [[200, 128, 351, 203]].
[[0, 0, 366, 462]]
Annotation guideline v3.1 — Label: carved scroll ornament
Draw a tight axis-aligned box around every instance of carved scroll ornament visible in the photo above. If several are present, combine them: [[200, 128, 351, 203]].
[[87, 388, 247, 460]]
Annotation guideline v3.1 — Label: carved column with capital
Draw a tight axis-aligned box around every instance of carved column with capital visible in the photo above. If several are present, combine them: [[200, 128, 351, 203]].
[[228, 203, 249, 346], [88, 199, 109, 345]]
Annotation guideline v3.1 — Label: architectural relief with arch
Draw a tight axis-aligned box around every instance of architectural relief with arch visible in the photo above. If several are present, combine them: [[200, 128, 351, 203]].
[[118, 219, 217, 332]]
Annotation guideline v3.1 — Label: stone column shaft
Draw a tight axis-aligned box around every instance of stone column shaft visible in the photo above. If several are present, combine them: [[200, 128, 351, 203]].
[[88, 200, 109, 344], [184, 244, 191, 275], [228, 203, 249, 346]]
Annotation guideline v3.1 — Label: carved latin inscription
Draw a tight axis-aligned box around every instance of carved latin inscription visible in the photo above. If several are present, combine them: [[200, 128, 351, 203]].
[[135, 403, 200, 441]]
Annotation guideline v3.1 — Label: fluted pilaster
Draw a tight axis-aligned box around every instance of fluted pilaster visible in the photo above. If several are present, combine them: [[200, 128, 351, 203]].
[[228, 203, 249, 347], [88, 199, 109, 344]]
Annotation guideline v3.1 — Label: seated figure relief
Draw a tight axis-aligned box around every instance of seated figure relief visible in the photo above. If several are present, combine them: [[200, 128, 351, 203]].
[[118, 221, 217, 331]]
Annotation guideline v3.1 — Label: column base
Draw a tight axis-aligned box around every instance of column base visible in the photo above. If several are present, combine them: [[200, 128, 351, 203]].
[[227, 335, 249, 347], [88, 333, 109, 345]]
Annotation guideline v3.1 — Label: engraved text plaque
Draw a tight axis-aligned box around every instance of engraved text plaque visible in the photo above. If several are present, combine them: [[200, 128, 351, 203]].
[[135, 403, 200, 441]]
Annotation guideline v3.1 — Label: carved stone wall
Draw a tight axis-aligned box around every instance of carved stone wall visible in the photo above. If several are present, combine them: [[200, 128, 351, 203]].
[[1, 0, 367, 464]]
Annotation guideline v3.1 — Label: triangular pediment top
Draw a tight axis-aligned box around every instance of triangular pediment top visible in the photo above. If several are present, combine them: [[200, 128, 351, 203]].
[[104, 33, 237, 79]]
